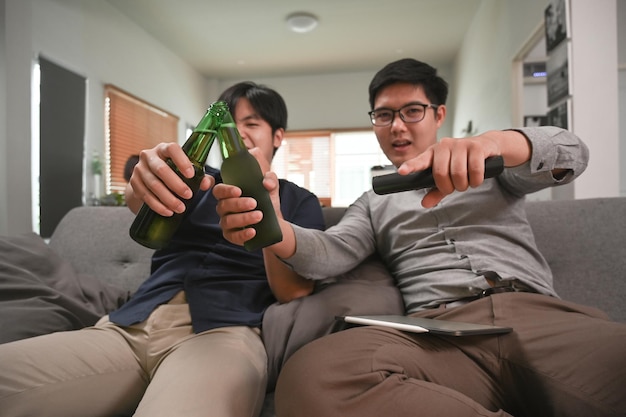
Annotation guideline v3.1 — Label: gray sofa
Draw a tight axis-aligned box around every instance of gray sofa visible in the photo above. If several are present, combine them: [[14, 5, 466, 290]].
[[5, 197, 626, 416]]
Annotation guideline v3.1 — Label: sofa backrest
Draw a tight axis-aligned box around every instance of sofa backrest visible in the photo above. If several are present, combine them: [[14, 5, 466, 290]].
[[49, 206, 153, 294], [49, 197, 626, 322], [525, 197, 626, 322]]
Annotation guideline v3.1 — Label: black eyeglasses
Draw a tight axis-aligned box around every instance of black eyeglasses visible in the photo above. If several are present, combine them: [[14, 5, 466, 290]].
[[368, 102, 439, 127]]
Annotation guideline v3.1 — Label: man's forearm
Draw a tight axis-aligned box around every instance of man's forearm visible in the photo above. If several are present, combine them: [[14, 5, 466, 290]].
[[267, 218, 298, 260]]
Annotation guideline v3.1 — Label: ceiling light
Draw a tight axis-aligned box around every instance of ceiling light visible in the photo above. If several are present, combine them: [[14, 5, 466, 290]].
[[286, 12, 318, 34]]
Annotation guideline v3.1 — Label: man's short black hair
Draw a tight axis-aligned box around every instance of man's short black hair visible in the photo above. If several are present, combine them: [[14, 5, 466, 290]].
[[368, 58, 449, 109], [218, 81, 288, 134]]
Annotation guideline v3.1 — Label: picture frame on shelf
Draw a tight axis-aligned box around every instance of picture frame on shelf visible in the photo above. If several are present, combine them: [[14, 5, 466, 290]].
[[524, 115, 548, 127], [544, 0, 569, 53], [546, 41, 571, 107], [547, 99, 571, 130]]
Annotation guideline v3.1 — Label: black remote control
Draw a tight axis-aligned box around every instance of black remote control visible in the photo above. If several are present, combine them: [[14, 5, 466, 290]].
[[372, 155, 504, 195]]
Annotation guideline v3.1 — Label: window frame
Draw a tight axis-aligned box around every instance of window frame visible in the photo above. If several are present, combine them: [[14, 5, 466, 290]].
[[275, 128, 390, 207]]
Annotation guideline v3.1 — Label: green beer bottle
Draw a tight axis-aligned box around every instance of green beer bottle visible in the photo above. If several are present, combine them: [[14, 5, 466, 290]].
[[129, 101, 227, 249], [216, 108, 283, 251]]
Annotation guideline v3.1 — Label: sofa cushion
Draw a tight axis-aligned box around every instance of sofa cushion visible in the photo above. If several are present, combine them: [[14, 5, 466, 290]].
[[0, 232, 130, 344]]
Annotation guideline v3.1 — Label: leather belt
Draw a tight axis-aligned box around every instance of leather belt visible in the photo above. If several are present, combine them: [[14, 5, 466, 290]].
[[482, 270, 535, 293], [478, 278, 535, 298], [443, 272, 536, 309]]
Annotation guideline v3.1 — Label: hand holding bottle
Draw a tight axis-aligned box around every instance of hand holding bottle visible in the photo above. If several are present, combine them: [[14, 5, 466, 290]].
[[126, 143, 215, 217], [129, 101, 226, 249], [212, 172, 276, 244], [216, 108, 283, 251]]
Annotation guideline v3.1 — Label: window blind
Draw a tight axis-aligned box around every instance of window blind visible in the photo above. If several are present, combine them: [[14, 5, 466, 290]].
[[104, 85, 179, 194]]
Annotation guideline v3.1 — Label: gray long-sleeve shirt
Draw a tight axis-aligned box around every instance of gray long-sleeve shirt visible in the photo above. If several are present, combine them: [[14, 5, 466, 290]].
[[286, 127, 589, 313]]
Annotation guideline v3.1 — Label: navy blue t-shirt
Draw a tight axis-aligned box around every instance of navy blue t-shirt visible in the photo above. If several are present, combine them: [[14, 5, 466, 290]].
[[109, 166, 325, 333]]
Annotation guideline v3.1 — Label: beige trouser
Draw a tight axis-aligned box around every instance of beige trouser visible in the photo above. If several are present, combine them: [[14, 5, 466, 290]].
[[0, 291, 268, 417]]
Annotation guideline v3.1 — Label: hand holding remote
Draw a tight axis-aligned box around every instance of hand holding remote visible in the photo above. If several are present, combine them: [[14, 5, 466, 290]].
[[372, 155, 504, 195]]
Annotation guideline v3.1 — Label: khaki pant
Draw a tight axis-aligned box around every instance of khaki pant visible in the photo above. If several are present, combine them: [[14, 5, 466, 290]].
[[0, 292, 267, 417], [276, 292, 626, 417]]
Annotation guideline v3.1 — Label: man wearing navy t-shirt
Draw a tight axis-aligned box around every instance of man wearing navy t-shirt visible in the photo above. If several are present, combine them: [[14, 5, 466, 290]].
[[0, 82, 324, 417]]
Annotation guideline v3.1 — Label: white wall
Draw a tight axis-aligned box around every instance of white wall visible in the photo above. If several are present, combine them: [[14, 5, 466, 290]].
[[0, 1, 7, 235], [0, 0, 458, 237], [618, 0, 626, 196], [569, 0, 619, 198], [219, 66, 454, 138], [220, 72, 375, 131], [1, 0, 624, 236], [1, 0, 213, 236], [3, 0, 33, 237], [454, 0, 621, 199], [452, 0, 550, 134]]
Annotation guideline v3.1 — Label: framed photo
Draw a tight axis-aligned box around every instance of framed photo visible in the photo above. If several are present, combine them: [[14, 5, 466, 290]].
[[547, 100, 570, 130], [546, 41, 570, 107], [545, 0, 569, 53], [524, 115, 548, 127]]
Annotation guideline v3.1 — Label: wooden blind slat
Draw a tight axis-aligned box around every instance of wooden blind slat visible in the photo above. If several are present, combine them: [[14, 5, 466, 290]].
[[105, 85, 179, 195]]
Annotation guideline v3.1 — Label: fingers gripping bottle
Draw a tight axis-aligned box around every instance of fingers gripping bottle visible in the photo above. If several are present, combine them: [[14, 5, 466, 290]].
[[216, 107, 283, 251], [129, 101, 227, 249]]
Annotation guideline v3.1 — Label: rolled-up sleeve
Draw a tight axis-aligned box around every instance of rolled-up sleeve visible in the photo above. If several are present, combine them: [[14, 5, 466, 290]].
[[501, 127, 589, 195]]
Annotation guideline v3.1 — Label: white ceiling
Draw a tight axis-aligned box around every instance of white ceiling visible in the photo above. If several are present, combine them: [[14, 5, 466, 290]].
[[105, 0, 483, 79]]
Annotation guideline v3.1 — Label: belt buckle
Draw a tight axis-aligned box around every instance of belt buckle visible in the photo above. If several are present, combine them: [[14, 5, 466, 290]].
[[479, 271, 520, 298], [479, 286, 515, 298]]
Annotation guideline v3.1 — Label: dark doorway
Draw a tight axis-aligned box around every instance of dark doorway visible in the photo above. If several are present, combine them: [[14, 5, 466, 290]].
[[38, 56, 86, 238]]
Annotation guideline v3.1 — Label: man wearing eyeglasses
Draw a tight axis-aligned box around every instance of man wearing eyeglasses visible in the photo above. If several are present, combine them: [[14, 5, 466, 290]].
[[214, 58, 626, 416]]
